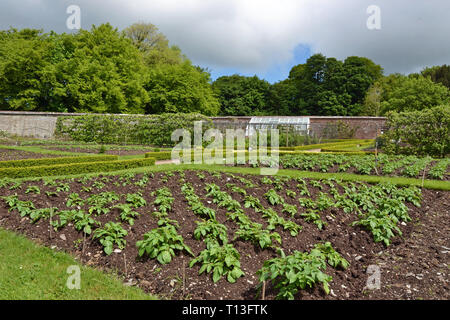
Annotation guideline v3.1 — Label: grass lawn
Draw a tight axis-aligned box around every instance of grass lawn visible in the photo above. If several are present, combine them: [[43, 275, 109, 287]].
[[0, 228, 156, 300]]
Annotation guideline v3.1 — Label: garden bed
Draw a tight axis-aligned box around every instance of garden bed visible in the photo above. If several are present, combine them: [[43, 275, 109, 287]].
[[0, 169, 448, 300], [0, 149, 65, 161]]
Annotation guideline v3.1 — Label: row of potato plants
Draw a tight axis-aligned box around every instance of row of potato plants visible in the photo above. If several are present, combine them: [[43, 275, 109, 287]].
[[258, 154, 449, 179]]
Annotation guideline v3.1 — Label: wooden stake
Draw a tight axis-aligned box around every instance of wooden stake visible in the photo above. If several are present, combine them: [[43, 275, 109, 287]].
[[182, 260, 186, 297], [421, 163, 428, 188], [261, 281, 266, 300], [124, 253, 128, 278], [81, 231, 86, 263]]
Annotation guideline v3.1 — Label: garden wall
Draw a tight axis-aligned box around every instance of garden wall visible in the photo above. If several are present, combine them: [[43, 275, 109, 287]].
[[0, 111, 386, 140]]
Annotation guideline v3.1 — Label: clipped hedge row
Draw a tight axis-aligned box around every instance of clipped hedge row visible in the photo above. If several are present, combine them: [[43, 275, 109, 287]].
[[145, 149, 373, 162], [0, 155, 118, 169], [293, 140, 374, 151], [0, 158, 156, 179]]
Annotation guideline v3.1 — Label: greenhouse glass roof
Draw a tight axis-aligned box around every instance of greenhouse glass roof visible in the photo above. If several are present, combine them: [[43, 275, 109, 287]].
[[246, 117, 310, 135]]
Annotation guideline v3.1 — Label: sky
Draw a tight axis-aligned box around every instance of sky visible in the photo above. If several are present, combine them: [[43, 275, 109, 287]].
[[0, 0, 449, 83]]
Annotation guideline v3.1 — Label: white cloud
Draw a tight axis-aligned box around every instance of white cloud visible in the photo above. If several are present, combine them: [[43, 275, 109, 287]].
[[0, 0, 449, 76]]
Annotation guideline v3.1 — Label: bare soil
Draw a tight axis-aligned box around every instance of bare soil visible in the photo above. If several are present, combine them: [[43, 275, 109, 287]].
[[0, 149, 64, 161], [42, 147, 152, 156], [0, 170, 448, 300]]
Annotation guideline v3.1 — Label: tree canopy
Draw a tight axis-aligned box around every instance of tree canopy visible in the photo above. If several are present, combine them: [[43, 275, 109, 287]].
[[0, 24, 448, 117]]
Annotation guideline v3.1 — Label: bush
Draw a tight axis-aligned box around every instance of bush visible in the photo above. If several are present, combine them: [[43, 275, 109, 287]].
[[0, 155, 118, 168], [0, 158, 156, 179], [55, 113, 214, 147], [382, 105, 450, 158]]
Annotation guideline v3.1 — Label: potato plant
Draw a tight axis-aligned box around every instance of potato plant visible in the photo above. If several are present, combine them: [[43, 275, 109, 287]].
[[137, 225, 193, 264]]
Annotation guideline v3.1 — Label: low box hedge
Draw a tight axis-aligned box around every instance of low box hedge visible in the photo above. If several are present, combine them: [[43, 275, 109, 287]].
[[0, 158, 156, 179], [0, 155, 118, 169], [144, 149, 375, 162], [293, 140, 374, 151]]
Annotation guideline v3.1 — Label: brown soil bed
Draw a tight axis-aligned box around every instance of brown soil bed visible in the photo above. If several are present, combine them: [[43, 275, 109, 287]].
[[0, 149, 65, 161], [41, 146, 153, 156], [0, 170, 448, 300]]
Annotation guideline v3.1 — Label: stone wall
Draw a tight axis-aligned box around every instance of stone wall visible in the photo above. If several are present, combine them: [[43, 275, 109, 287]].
[[0, 111, 386, 140]]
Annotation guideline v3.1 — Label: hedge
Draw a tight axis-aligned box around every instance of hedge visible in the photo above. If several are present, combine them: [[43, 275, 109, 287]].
[[55, 113, 214, 147], [0, 158, 156, 179], [144, 149, 373, 162], [0, 155, 118, 169], [293, 140, 374, 151]]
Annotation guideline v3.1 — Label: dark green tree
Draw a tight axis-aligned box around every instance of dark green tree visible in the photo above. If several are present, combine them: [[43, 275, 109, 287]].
[[212, 75, 271, 116]]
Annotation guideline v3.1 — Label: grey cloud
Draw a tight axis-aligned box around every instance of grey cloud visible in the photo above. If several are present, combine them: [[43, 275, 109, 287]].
[[0, 0, 448, 76]]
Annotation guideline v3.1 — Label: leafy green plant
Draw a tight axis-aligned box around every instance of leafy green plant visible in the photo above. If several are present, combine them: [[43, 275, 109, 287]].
[[93, 222, 128, 255], [286, 190, 297, 198], [190, 242, 244, 283], [126, 192, 147, 208], [264, 189, 284, 206], [2, 194, 35, 217], [194, 219, 228, 245], [352, 212, 402, 246], [73, 211, 99, 235], [244, 196, 262, 210], [137, 225, 193, 264], [234, 223, 281, 249], [51, 210, 84, 231], [282, 203, 298, 217], [301, 209, 327, 230], [256, 243, 348, 299], [114, 204, 140, 225], [25, 185, 40, 194], [66, 193, 84, 208]]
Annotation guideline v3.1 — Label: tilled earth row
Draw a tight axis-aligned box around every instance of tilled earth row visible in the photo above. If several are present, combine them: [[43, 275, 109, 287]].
[[0, 170, 448, 300]]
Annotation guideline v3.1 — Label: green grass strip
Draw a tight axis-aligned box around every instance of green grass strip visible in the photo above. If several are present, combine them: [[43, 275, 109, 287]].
[[0, 228, 155, 300]]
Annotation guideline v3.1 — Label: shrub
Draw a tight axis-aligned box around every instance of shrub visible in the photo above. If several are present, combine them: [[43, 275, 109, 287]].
[[382, 105, 450, 158]]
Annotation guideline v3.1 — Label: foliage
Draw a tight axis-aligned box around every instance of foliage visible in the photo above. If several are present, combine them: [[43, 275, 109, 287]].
[[256, 242, 348, 299], [363, 74, 449, 116], [136, 224, 193, 264], [382, 105, 450, 157], [56, 113, 213, 146], [144, 61, 220, 115], [194, 219, 228, 245], [189, 241, 244, 283], [212, 74, 271, 116], [93, 222, 128, 255]]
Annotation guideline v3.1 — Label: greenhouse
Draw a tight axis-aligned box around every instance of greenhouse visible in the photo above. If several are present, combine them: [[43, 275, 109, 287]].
[[246, 116, 310, 136]]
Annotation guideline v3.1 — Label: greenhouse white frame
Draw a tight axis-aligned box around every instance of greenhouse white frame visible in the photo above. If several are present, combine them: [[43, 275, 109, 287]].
[[245, 117, 310, 136]]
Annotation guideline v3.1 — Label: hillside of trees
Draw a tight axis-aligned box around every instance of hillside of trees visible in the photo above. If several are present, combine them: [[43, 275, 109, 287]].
[[0, 23, 448, 116]]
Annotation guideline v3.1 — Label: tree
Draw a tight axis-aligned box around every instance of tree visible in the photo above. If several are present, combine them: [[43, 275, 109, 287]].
[[0, 24, 150, 114], [212, 75, 271, 116], [123, 22, 185, 66], [285, 54, 383, 116], [59, 24, 149, 114], [0, 28, 53, 110], [421, 65, 450, 89], [144, 61, 220, 116]]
